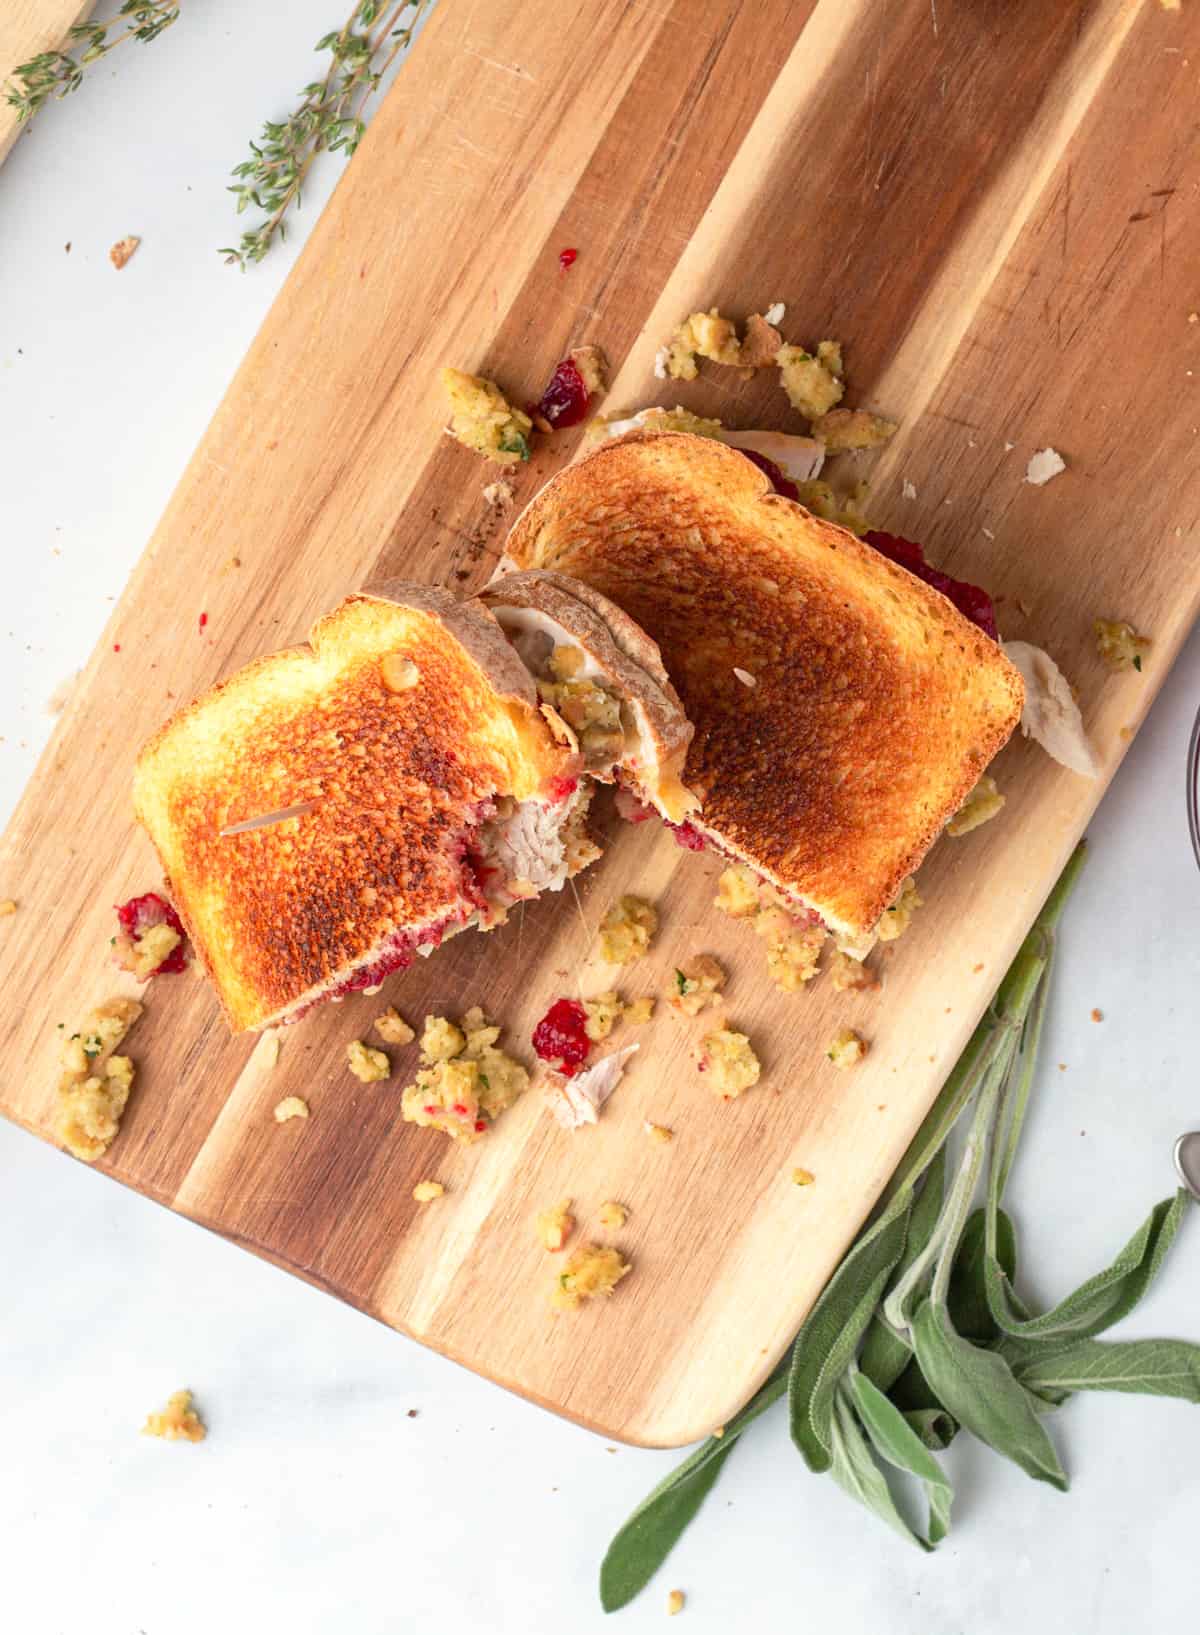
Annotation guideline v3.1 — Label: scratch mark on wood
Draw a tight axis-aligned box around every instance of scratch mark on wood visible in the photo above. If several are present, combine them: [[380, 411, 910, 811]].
[[464, 47, 536, 83]]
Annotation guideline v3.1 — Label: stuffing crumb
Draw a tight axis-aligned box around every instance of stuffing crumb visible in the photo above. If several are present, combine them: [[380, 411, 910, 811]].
[[584, 990, 624, 1042], [381, 653, 420, 692], [697, 1027, 761, 1100], [440, 367, 533, 465], [714, 864, 760, 918], [536, 1198, 575, 1252], [142, 1389, 205, 1443], [482, 480, 514, 507], [402, 1008, 528, 1141], [348, 1039, 390, 1082], [660, 308, 743, 379], [669, 955, 725, 1016], [764, 923, 825, 991], [551, 1243, 630, 1311], [829, 949, 880, 992], [413, 1180, 445, 1202], [1094, 617, 1151, 673], [793, 477, 869, 535], [645, 1121, 674, 1145], [599, 895, 658, 964], [667, 1589, 686, 1616], [778, 343, 845, 418], [109, 234, 140, 270], [597, 1200, 628, 1230], [1090, 1008, 1103, 1023], [715, 864, 826, 987], [740, 312, 783, 369], [1025, 447, 1066, 486], [273, 1096, 309, 1123], [113, 920, 181, 980], [792, 1168, 815, 1186], [810, 408, 897, 452], [624, 997, 655, 1024], [55, 997, 142, 1162], [827, 1027, 868, 1068], [763, 301, 786, 326], [374, 1005, 415, 1045], [876, 877, 921, 942], [421, 1015, 466, 1062], [946, 774, 1005, 836], [0, 898, 15, 916]]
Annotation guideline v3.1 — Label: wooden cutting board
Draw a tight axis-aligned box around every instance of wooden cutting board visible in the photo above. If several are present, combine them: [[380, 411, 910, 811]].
[[0, 2, 93, 167], [2, 0, 1198, 1447]]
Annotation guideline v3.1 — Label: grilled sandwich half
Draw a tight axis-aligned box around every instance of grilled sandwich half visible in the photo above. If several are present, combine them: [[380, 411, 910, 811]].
[[134, 583, 599, 1032], [503, 430, 1024, 951]]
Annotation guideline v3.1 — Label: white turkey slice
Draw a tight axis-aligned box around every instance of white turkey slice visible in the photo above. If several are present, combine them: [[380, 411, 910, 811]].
[[1002, 641, 1099, 778], [544, 1043, 640, 1130]]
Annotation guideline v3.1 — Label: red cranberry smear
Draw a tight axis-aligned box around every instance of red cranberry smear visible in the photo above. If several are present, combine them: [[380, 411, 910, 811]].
[[115, 892, 188, 974], [667, 820, 707, 852], [558, 247, 578, 270], [532, 998, 591, 1077], [614, 786, 654, 824], [546, 774, 579, 804], [864, 531, 998, 640], [738, 447, 801, 502], [529, 356, 592, 431]]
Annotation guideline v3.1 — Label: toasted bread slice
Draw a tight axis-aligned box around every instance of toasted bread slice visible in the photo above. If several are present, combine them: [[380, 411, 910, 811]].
[[133, 583, 582, 1032], [478, 569, 698, 823], [504, 431, 1024, 942]]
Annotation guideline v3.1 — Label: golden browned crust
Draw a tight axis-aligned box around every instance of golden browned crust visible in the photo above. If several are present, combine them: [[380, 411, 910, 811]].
[[133, 585, 572, 1031], [505, 432, 1024, 936], [477, 570, 695, 816]]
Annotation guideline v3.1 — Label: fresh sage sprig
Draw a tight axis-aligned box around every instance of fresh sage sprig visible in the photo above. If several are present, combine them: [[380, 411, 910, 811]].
[[600, 842, 1200, 1613], [219, 0, 435, 268], [4, 2, 180, 126]]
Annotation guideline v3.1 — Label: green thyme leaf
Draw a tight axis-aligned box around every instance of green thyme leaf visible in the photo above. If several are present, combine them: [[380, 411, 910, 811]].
[[498, 430, 531, 461], [674, 969, 688, 995]]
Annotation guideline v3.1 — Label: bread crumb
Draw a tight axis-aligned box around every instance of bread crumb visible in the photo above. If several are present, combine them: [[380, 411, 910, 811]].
[[259, 1032, 280, 1069], [827, 1027, 868, 1068], [0, 898, 15, 916], [696, 1027, 761, 1099], [1090, 1008, 1103, 1022], [669, 955, 725, 1016], [645, 1121, 674, 1145], [109, 235, 140, 270], [413, 1180, 445, 1203], [732, 666, 757, 687], [1025, 448, 1066, 486], [902, 479, 918, 500], [348, 1039, 390, 1082], [947, 774, 1005, 836], [792, 1167, 815, 1186], [482, 480, 514, 507], [1094, 617, 1150, 673], [374, 1005, 415, 1045], [599, 895, 657, 964], [597, 1200, 627, 1230], [142, 1389, 205, 1443], [667, 1589, 686, 1616], [972, 962, 984, 973], [381, 653, 420, 692], [551, 1243, 630, 1311], [763, 301, 786, 326], [273, 1095, 309, 1123], [536, 1198, 575, 1251]]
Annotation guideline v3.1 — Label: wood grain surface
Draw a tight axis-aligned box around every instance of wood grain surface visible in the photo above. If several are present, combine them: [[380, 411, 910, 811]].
[[0, 1, 93, 166], [3, 0, 1199, 1446]]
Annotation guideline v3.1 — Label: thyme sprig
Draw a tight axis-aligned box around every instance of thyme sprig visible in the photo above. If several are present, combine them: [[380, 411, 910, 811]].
[[219, 0, 435, 269], [4, 3, 180, 126]]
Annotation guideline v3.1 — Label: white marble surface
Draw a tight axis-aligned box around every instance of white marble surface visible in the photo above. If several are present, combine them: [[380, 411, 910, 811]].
[[2, 7, 1199, 1631]]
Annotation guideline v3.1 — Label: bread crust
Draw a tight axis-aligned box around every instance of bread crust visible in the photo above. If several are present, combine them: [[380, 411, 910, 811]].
[[505, 430, 1024, 936], [133, 583, 571, 1031]]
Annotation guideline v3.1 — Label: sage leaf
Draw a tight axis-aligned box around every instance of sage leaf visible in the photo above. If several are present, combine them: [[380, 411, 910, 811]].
[[789, 1196, 912, 1472], [911, 1299, 1068, 1490], [985, 1191, 1190, 1344], [599, 1439, 736, 1612], [598, 1361, 788, 1611], [888, 1357, 942, 1414], [861, 1150, 947, 1393], [903, 1407, 958, 1451], [949, 1207, 1017, 1343], [1013, 1337, 1200, 1402], [851, 1370, 953, 1544], [828, 1387, 928, 1551]]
